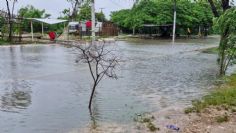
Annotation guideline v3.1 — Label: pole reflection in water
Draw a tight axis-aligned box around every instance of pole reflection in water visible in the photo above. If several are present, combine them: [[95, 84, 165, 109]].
[[1, 82, 32, 112], [0, 47, 32, 112]]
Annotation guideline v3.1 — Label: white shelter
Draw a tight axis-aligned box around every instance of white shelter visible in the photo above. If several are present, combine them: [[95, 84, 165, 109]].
[[27, 18, 68, 41]]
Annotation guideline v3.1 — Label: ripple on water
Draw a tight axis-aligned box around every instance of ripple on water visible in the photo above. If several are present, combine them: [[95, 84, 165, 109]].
[[0, 38, 220, 132]]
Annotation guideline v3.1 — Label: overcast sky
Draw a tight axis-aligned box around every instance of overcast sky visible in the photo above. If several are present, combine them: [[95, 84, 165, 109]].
[[0, 0, 135, 19]]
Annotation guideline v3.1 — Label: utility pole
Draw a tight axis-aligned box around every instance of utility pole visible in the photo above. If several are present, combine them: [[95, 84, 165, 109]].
[[172, 0, 177, 45], [99, 8, 104, 13], [91, 0, 96, 41]]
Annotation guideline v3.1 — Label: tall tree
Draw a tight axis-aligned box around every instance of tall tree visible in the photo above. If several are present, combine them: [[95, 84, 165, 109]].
[[66, 0, 84, 21], [75, 1, 106, 21], [111, 0, 213, 35], [18, 5, 51, 32], [207, 0, 220, 17]]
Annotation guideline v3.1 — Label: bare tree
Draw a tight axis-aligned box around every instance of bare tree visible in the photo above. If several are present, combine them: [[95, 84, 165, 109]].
[[5, 0, 17, 42], [75, 41, 119, 111]]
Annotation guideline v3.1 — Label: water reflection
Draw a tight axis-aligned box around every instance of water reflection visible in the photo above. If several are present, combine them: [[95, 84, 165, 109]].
[[0, 46, 32, 112], [89, 92, 100, 130], [0, 47, 31, 112], [0, 81, 32, 112], [0, 38, 222, 133], [1, 89, 31, 110]]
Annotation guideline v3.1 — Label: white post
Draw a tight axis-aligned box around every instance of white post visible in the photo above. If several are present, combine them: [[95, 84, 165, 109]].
[[172, 0, 176, 45], [42, 22, 44, 36], [64, 22, 66, 40], [67, 24, 69, 41], [31, 20, 34, 42], [91, 0, 96, 41]]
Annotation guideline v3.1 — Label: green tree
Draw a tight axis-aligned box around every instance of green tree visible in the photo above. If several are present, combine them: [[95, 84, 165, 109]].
[[77, 2, 106, 21], [77, 2, 91, 21], [18, 5, 51, 32], [207, 0, 231, 75], [95, 12, 106, 22], [0, 16, 5, 39], [111, 0, 158, 34], [110, 9, 131, 29], [215, 8, 236, 75], [111, 0, 213, 35], [61, 1, 106, 22]]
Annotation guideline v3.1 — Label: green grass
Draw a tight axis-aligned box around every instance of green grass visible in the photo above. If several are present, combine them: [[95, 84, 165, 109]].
[[202, 47, 219, 54], [185, 74, 236, 113], [215, 114, 229, 123], [0, 39, 9, 45], [134, 113, 159, 132]]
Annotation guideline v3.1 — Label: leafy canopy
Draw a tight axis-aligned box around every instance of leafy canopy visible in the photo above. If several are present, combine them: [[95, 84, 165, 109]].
[[18, 5, 51, 32], [61, 0, 106, 22], [111, 0, 213, 32]]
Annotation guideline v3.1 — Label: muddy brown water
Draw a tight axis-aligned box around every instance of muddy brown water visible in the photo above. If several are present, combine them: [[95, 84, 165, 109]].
[[0, 37, 220, 133]]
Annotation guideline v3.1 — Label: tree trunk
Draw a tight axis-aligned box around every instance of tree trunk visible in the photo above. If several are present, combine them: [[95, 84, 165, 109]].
[[132, 27, 135, 35], [8, 21, 13, 42], [6, 0, 12, 42], [219, 44, 225, 75], [71, 0, 79, 21], [222, 0, 230, 11], [207, 0, 219, 17], [219, 35, 225, 75], [219, 27, 229, 75], [88, 83, 97, 110]]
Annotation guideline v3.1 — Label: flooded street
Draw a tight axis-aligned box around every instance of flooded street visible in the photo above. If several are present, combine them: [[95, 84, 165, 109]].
[[0, 37, 220, 133]]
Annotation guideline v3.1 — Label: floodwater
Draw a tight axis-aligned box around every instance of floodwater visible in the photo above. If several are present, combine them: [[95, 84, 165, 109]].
[[0, 37, 220, 133]]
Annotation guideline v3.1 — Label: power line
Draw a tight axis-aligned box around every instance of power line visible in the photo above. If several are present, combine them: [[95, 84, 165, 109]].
[[99, 8, 105, 13]]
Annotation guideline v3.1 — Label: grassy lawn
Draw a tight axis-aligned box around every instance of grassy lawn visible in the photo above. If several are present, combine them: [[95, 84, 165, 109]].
[[185, 74, 236, 113]]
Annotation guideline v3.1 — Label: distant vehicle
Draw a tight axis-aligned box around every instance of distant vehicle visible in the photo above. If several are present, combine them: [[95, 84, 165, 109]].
[[68, 22, 79, 33], [95, 22, 102, 32]]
